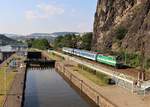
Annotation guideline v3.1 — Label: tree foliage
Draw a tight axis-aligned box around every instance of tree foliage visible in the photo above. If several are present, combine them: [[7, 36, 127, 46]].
[[53, 32, 93, 50], [26, 39, 50, 50], [53, 34, 81, 49], [80, 32, 93, 50]]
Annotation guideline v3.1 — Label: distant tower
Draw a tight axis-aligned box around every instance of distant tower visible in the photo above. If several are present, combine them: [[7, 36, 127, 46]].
[[138, 36, 146, 81]]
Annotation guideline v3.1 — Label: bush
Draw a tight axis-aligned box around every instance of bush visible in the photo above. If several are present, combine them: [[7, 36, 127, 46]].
[[115, 27, 128, 40], [96, 71, 109, 84], [117, 51, 143, 67], [126, 53, 141, 67]]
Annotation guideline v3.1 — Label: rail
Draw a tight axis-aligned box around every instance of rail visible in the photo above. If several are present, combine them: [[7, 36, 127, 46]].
[[55, 62, 117, 107], [52, 51, 134, 83], [2, 73, 18, 107], [51, 51, 139, 93]]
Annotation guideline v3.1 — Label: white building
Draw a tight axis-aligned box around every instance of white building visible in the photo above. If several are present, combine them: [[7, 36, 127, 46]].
[[0, 45, 28, 52]]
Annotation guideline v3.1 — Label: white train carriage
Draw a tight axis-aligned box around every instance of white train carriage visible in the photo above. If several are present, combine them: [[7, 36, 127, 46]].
[[78, 50, 97, 61], [73, 49, 81, 56], [63, 47, 97, 61], [62, 47, 74, 54]]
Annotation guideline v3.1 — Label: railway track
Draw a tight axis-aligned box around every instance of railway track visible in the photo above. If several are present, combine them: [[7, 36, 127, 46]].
[[45, 50, 150, 94], [52, 51, 134, 82], [55, 50, 150, 81]]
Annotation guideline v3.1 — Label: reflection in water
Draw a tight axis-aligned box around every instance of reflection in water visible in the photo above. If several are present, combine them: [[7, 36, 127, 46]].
[[24, 68, 95, 107]]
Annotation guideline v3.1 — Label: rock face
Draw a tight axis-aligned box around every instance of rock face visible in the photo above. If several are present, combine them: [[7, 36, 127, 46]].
[[92, 0, 150, 57]]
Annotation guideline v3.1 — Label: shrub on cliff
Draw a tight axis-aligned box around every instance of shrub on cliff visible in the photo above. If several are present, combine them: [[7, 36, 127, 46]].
[[115, 27, 128, 40]]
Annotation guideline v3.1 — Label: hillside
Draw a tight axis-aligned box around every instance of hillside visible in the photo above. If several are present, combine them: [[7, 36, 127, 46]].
[[92, 0, 150, 58], [8, 32, 79, 43], [0, 34, 17, 46]]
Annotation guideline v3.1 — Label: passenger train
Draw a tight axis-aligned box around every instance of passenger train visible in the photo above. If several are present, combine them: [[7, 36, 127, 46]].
[[62, 47, 123, 68]]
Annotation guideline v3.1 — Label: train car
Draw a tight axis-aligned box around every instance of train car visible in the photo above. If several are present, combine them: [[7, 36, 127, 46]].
[[73, 49, 81, 56], [62, 47, 122, 68], [96, 54, 119, 67], [62, 48, 97, 61], [62, 47, 74, 54], [74, 49, 97, 61]]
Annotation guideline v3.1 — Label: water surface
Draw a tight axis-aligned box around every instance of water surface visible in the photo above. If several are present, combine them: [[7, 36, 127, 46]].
[[24, 68, 95, 107]]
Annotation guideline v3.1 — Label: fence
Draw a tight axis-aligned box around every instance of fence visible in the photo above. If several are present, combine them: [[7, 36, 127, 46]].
[[55, 62, 117, 107]]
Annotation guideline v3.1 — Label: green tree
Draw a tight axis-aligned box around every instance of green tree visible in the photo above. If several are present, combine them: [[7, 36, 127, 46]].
[[53, 36, 64, 48], [53, 34, 81, 49], [31, 39, 50, 50], [26, 38, 35, 48], [80, 32, 93, 50]]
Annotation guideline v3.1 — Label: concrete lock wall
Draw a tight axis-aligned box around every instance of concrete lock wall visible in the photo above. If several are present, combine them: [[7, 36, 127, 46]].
[[55, 62, 117, 107]]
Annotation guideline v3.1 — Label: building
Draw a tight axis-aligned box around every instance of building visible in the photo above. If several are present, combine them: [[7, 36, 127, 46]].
[[0, 45, 28, 52], [0, 45, 28, 63]]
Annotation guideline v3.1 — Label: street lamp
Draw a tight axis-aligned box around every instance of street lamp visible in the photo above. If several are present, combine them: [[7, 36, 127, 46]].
[[140, 37, 145, 81]]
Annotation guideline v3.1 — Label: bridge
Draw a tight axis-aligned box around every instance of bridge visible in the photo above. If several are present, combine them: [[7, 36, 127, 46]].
[[24, 51, 55, 67], [24, 59, 55, 67]]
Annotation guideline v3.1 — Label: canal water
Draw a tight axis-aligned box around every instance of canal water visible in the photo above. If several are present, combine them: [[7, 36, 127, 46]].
[[23, 68, 96, 107]]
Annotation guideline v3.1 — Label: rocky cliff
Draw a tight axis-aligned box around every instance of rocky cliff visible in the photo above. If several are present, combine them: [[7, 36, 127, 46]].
[[92, 0, 150, 57]]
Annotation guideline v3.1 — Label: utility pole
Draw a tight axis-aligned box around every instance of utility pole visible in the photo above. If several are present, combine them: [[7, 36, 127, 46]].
[[125, 49, 127, 65], [140, 37, 145, 81]]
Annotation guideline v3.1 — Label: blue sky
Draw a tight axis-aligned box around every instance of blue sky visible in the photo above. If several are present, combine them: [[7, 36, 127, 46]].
[[0, 0, 97, 35]]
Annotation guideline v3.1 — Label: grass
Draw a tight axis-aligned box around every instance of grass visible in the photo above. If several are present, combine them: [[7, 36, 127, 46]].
[[75, 67, 108, 86], [48, 52, 64, 61], [0, 66, 17, 107], [76, 64, 109, 86]]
